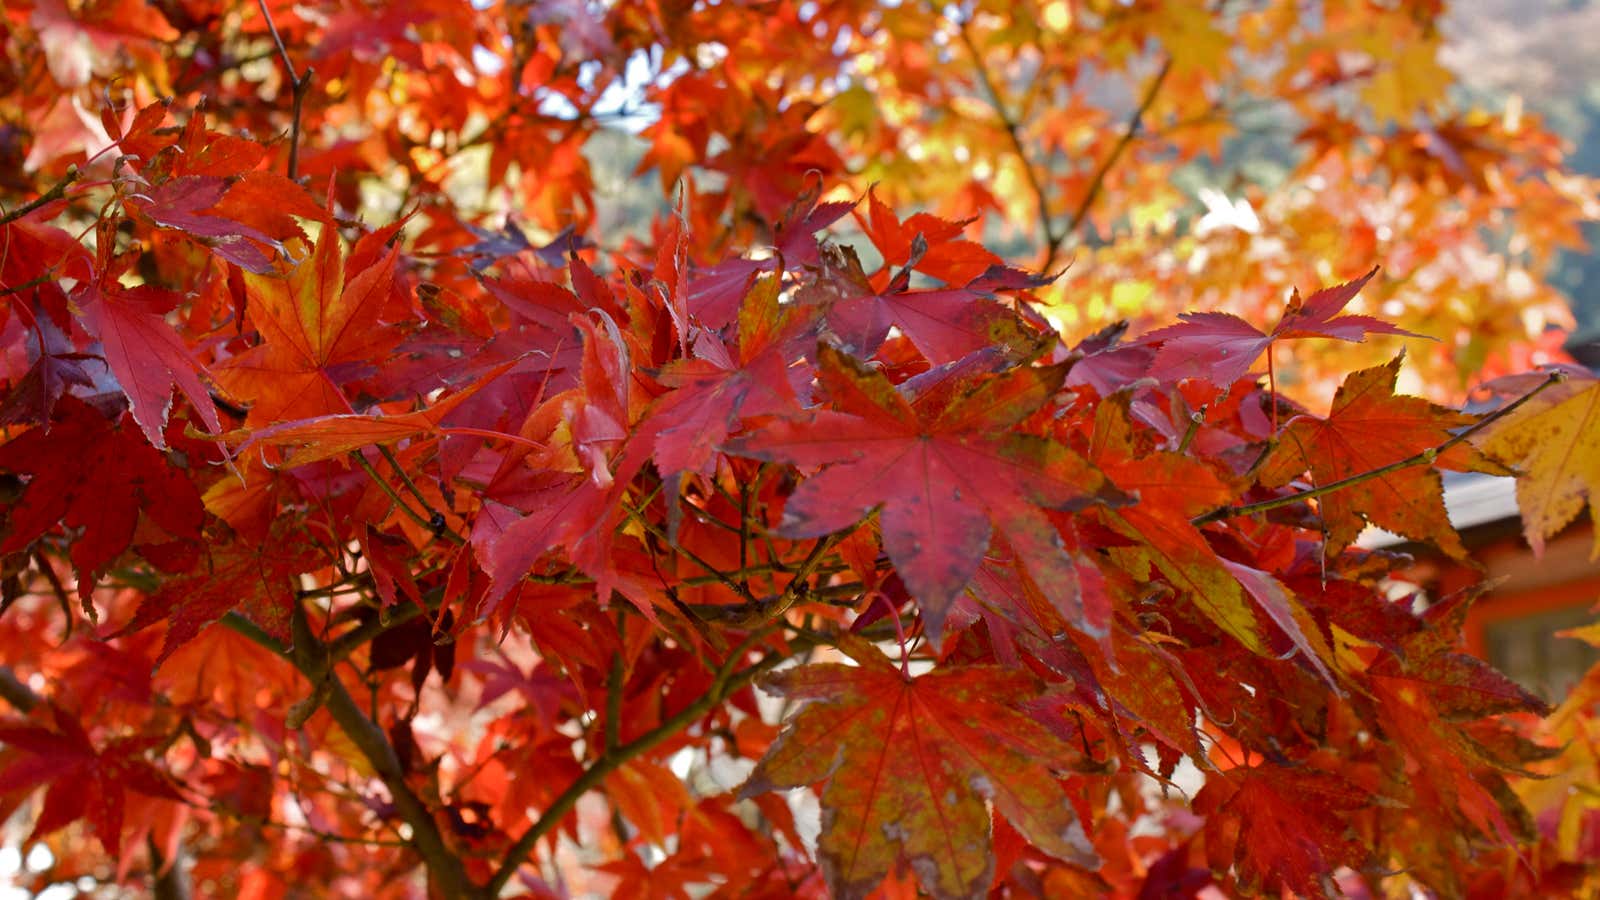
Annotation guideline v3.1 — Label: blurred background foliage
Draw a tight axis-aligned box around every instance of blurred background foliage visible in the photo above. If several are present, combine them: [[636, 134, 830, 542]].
[[568, 0, 1600, 393], [1444, 0, 1600, 336], [4, 0, 1597, 395]]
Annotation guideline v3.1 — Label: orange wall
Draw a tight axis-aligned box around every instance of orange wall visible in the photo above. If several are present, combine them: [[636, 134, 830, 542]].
[[1411, 522, 1600, 658], [1466, 569, 1600, 658]]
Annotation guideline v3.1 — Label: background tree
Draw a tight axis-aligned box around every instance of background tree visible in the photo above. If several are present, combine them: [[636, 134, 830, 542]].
[[0, 0, 1598, 897]]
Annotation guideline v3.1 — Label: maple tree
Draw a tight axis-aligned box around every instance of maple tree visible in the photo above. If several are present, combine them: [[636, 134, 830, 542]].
[[2, 0, 1600, 897]]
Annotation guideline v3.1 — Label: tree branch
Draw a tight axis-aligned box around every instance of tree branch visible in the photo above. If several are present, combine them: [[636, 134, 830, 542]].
[[605, 613, 626, 753], [1056, 57, 1173, 262], [291, 608, 483, 896], [1191, 370, 1566, 527], [328, 603, 426, 662], [485, 633, 781, 895], [147, 834, 191, 900], [224, 607, 484, 897], [955, 19, 1062, 268]]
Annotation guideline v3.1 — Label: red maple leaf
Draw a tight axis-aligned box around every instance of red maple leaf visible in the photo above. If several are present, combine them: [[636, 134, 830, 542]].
[[118, 524, 327, 661], [728, 345, 1116, 642], [1143, 267, 1419, 387], [855, 187, 1001, 285], [0, 212, 92, 303], [1258, 354, 1506, 557], [231, 358, 516, 468], [0, 399, 205, 604], [799, 242, 1035, 366], [739, 635, 1097, 900], [0, 704, 182, 857], [1193, 765, 1372, 897], [0, 301, 99, 426], [1363, 589, 1548, 845], [1090, 397, 1267, 654], [123, 174, 280, 272], [640, 272, 805, 475], [686, 185, 855, 330], [221, 225, 406, 424], [78, 281, 223, 449]]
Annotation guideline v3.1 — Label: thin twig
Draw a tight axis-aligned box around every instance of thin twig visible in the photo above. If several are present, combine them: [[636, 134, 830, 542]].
[[0, 166, 79, 228], [255, 0, 313, 179], [378, 446, 439, 519], [0, 274, 52, 299], [737, 480, 752, 594], [624, 500, 761, 605], [242, 813, 410, 848], [377, 445, 466, 544], [677, 561, 845, 590], [1191, 370, 1566, 526], [171, 50, 280, 95], [775, 531, 848, 609], [352, 452, 463, 544]]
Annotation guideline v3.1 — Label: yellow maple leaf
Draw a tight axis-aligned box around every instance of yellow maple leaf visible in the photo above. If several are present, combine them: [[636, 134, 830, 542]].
[[1474, 373, 1600, 559], [1151, 0, 1231, 77], [1361, 38, 1451, 125]]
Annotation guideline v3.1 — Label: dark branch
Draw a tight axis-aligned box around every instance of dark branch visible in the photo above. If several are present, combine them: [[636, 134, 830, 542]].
[[0, 665, 39, 712]]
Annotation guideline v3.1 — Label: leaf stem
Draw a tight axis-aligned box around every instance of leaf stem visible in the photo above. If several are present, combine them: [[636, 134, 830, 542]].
[[32, 549, 79, 629], [1176, 406, 1205, 454], [1192, 370, 1565, 526], [1267, 345, 1279, 434]]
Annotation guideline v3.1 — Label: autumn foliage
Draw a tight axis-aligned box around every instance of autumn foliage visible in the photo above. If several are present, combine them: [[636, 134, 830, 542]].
[[3, 0, 1600, 897]]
